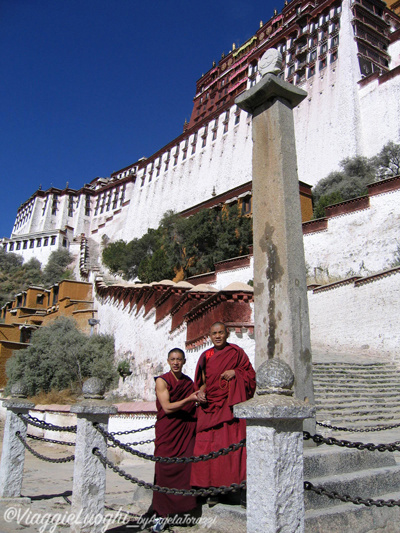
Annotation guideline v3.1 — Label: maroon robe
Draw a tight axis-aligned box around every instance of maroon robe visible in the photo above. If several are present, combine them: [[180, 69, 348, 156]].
[[152, 371, 197, 517], [190, 343, 256, 487]]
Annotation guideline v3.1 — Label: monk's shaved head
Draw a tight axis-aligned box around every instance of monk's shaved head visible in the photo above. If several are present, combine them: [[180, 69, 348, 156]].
[[210, 321, 227, 333]]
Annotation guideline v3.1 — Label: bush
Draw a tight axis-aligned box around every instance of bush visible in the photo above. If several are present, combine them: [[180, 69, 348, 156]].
[[312, 142, 400, 218], [102, 206, 253, 282], [5, 317, 117, 396]]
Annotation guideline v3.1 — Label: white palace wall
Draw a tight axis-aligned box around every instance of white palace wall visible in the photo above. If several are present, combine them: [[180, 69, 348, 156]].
[[308, 269, 400, 360], [91, 111, 253, 244], [303, 186, 400, 280], [294, 0, 364, 186]]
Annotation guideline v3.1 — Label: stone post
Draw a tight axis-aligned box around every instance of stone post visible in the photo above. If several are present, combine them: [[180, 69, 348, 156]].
[[234, 359, 315, 533], [0, 382, 34, 501], [235, 49, 315, 434], [70, 378, 117, 533]]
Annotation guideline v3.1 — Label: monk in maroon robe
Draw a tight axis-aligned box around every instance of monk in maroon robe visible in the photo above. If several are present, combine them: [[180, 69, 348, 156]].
[[190, 322, 256, 491], [152, 348, 199, 521]]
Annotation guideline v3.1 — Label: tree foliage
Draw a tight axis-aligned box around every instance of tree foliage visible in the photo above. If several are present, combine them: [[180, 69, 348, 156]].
[[312, 142, 400, 218], [102, 205, 253, 282], [5, 317, 117, 396], [0, 249, 74, 308]]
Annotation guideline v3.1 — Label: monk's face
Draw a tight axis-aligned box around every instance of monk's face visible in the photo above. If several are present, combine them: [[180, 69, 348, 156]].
[[168, 351, 185, 374], [210, 324, 228, 350]]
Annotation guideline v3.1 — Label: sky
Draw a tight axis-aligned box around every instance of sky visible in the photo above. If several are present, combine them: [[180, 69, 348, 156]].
[[0, 0, 284, 239]]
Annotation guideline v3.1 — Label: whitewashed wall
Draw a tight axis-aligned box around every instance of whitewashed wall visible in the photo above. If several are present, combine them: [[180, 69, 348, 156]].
[[304, 189, 400, 281], [308, 269, 400, 361], [213, 258, 255, 289]]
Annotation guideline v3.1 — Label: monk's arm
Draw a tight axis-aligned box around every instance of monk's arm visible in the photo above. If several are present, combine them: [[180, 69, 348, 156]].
[[155, 378, 198, 414], [197, 370, 207, 403]]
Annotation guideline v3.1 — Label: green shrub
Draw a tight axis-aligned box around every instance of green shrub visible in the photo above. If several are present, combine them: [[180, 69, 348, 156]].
[[5, 317, 117, 396]]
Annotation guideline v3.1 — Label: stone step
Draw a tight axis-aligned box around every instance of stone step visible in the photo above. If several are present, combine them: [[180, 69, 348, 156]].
[[304, 464, 400, 510], [317, 414, 400, 425], [314, 376, 400, 383], [316, 406, 400, 418], [313, 372, 400, 379], [315, 384, 400, 393], [315, 402, 400, 413], [305, 491, 400, 533], [315, 390, 400, 399], [313, 363, 392, 368], [303, 446, 396, 478], [315, 396, 400, 405], [315, 398, 400, 411]]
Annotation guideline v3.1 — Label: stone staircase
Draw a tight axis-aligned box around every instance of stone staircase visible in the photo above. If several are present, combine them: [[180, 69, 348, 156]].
[[304, 446, 400, 532], [303, 360, 400, 531], [313, 361, 400, 427]]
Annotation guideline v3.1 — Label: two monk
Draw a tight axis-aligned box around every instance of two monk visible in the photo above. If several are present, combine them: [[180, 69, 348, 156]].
[[152, 323, 255, 527]]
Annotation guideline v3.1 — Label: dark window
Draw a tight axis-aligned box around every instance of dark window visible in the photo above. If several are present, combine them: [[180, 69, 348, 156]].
[[16, 241, 21, 250], [9, 242, 14, 251], [242, 197, 252, 215], [62, 239, 67, 247], [23, 241, 28, 249], [50, 236, 56, 245], [36, 238, 41, 247], [52, 286, 59, 305], [44, 238, 49, 246]]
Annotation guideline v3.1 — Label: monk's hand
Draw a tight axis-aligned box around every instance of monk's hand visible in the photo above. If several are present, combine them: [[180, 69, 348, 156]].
[[197, 390, 207, 404], [188, 391, 200, 403], [221, 369, 236, 381]]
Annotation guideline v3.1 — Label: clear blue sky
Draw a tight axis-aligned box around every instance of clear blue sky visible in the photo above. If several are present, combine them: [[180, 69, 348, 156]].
[[1, 0, 283, 239]]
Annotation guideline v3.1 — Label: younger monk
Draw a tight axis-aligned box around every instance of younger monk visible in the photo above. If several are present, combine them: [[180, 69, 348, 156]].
[[190, 322, 256, 495], [152, 348, 198, 529]]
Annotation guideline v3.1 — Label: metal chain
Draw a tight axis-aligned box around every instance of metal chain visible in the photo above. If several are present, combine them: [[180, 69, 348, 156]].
[[316, 421, 400, 433], [304, 431, 400, 452], [304, 481, 400, 507], [26, 433, 75, 447], [93, 448, 245, 496], [18, 413, 77, 433], [108, 438, 155, 448], [110, 424, 155, 436], [16, 432, 75, 463], [94, 423, 245, 463]]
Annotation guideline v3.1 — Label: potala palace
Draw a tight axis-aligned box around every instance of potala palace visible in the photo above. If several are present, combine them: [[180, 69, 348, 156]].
[[1, 0, 400, 394]]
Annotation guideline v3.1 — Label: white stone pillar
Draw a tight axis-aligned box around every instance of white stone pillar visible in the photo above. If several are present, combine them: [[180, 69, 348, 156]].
[[70, 378, 117, 533], [234, 359, 315, 533], [0, 392, 34, 500]]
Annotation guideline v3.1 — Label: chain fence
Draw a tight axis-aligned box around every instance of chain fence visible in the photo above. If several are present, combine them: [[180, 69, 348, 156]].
[[26, 433, 75, 447], [316, 420, 400, 433], [304, 481, 400, 507], [304, 431, 400, 452], [13, 409, 400, 508], [18, 413, 77, 433], [16, 431, 75, 463], [93, 447, 245, 497], [93, 422, 246, 463]]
